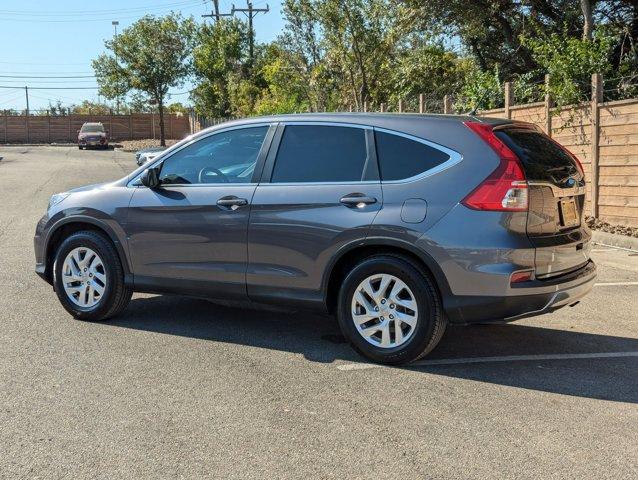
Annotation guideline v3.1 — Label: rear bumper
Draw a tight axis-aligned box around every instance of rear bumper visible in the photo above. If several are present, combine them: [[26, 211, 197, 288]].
[[444, 260, 596, 324]]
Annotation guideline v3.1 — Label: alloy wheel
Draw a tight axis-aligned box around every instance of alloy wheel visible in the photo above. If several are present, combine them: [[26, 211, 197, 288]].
[[350, 273, 419, 348]]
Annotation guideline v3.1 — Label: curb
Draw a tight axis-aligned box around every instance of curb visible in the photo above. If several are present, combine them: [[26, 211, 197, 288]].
[[592, 230, 638, 251]]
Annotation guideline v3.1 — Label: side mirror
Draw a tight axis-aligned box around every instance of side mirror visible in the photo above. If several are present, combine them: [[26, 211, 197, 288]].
[[140, 167, 161, 189]]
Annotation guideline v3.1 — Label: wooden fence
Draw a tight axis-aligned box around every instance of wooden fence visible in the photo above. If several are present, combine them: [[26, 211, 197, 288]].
[[479, 74, 638, 228], [0, 113, 191, 143]]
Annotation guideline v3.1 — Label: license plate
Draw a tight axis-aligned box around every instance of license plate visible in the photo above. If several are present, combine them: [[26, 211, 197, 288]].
[[560, 197, 579, 228]]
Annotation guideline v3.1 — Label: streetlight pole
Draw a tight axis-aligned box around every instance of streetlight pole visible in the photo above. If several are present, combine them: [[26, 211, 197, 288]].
[[112, 20, 120, 114]]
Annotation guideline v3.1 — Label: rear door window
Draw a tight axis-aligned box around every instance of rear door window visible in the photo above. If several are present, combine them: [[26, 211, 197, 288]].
[[271, 125, 368, 183], [494, 127, 582, 185], [375, 131, 450, 181]]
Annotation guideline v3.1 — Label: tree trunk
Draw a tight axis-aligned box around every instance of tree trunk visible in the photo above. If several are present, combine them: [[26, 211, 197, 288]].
[[580, 0, 593, 40], [157, 96, 166, 147]]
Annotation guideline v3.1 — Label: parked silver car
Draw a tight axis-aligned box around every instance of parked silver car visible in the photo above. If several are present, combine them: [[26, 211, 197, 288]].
[[135, 146, 166, 166], [35, 114, 596, 364]]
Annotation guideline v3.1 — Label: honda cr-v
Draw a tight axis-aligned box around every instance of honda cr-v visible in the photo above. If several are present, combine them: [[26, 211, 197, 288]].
[[35, 114, 596, 364]]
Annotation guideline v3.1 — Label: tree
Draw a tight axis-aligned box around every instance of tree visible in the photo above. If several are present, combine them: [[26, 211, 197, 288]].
[[72, 100, 111, 115], [92, 13, 195, 145], [192, 18, 247, 116]]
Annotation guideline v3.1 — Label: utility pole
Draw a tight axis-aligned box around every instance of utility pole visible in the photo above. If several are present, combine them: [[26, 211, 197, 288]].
[[202, 0, 232, 21], [232, 1, 269, 62], [112, 20, 120, 114], [25, 86, 30, 143]]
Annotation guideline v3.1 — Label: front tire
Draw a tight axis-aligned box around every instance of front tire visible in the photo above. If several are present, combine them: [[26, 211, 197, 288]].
[[53, 231, 132, 321], [337, 255, 446, 365]]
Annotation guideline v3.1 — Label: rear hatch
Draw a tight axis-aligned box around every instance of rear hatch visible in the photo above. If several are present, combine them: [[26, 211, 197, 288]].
[[494, 124, 591, 278]]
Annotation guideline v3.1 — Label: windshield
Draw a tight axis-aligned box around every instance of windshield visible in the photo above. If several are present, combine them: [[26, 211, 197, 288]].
[[81, 124, 104, 133]]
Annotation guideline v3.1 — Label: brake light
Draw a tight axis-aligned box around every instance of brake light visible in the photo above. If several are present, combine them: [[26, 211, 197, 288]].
[[462, 122, 528, 212]]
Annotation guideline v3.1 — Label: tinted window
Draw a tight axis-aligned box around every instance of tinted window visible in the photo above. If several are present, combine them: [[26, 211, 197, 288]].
[[375, 131, 450, 181], [272, 125, 367, 183], [159, 126, 267, 185], [81, 124, 104, 133], [495, 128, 581, 184]]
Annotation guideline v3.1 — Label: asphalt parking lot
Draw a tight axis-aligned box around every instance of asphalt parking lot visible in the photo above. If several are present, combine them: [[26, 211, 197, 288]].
[[0, 146, 637, 479]]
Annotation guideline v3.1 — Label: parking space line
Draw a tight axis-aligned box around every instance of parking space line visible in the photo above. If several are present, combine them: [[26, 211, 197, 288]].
[[337, 351, 638, 371], [594, 282, 638, 286]]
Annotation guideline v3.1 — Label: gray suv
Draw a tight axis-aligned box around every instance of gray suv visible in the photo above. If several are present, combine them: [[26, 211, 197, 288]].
[[34, 114, 596, 364]]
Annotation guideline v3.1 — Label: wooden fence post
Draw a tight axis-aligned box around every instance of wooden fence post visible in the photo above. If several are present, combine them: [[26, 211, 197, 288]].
[[3, 111, 7, 143], [419, 94, 425, 114], [504, 81, 513, 119], [47, 112, 51, 144], [68, 116, 72, 143], [398, 99, 404, 113], [591, 72, 602, 218], [129, 114, 133, 140], [544, 74, 553, 136], [443, 95, 452, 114]]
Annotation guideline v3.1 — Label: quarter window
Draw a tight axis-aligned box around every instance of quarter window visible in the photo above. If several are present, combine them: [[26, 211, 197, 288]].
[[375, 131, 450, 181], [271, 125, 368, 183], [159, 126, 268, 185]]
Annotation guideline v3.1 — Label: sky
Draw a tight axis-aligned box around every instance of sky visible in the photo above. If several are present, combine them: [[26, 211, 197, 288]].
[[0, 0, 285, 111]]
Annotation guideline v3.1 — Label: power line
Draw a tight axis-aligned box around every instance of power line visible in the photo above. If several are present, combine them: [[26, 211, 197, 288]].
[[0, 1, 206, 23], [0, 74, 96, 79], [0, 0, 202, 17], [0, 85, 99, 90]]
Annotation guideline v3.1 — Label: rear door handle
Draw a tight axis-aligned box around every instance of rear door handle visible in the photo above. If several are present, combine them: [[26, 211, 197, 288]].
[[340, 193, 377, 207], [217, 195, 249, 209]]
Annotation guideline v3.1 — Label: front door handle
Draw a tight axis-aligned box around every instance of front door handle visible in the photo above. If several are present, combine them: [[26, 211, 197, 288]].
[[217, 195, 249, 209], [340, 193, 377, 208]]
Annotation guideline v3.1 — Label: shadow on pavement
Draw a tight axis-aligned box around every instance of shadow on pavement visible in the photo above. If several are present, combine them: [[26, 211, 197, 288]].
[[110, 295, 638, 403]]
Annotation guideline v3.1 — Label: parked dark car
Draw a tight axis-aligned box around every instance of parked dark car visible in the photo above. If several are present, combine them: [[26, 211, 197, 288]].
[[78, 122, 108, 149], [35, 114, 596, 364]]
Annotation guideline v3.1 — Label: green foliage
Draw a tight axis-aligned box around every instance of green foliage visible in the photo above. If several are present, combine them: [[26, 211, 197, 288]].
[[72, 100, 111, 115], [521, 27, 617, 107], [166, 102, 189, 115], [456, 66, 503, 112], [92, 13, 196, 144], [192, 18, 247, 116]]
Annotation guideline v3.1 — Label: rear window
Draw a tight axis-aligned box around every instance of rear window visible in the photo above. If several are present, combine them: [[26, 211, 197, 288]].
[[495, 127, 581, 183], [375, 131, 450, 181], [272, 125, 368, 183], [81, 124, 104, 133]]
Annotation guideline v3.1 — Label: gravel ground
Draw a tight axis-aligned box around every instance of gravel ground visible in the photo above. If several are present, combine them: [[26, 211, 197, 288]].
[[117, 138, 180, 152], [586, 216, 638, 239], [0, 146, 637, 479]]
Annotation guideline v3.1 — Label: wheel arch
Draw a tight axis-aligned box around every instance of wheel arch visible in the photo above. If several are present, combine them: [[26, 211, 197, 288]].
[[323, 239, 452, 314], [44, 217, 132, 284]]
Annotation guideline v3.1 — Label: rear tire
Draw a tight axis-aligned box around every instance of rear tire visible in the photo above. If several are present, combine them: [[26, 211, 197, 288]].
[[53, 231, 132, 321], [337, 255, 446, 365]]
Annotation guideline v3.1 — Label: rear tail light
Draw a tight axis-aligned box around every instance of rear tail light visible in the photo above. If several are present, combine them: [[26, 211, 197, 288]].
[[510, 269, 534, 284], [462, 121, 528, 212]]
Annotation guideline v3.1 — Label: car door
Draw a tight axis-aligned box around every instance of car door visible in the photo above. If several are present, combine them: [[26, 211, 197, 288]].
[[126, 123, 275, 299], [247, 122, 383, 308]]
